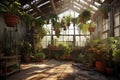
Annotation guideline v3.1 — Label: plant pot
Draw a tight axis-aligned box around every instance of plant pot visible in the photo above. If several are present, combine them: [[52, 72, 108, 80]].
[[37, 59, 43, 62], [88, 27, 95, 32], [96, 61, 106, 73], [106, 67, 113, 75], [103, 13, 109, 19], [65, 54, 71, 60], [4, 13, 19, 27]]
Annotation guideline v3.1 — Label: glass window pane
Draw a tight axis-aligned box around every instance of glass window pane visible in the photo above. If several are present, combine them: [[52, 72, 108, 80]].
[[114, 28, 119, 36], [102, 33, 107, 39], [114, 15, 119, 27]]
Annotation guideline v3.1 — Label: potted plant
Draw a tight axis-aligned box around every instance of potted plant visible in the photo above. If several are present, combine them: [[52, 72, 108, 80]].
[[54, 21, 61, 38], [77, 53, 84, 63], [95, 46, 108, 73], [99, 3, 111, 19], [77, 9, 91, 24], [113, 49, 120, 61], [49, 13, 59, 26], [65, 14, 72, 27], [35, 49, 46, 62], [61, 17, 67, 30], [19, 40, 32, 62], [78, 23, 89, 35], [88, 22, 96, 33], [64, 45, 72, 60], [0, 1, 23, 27]]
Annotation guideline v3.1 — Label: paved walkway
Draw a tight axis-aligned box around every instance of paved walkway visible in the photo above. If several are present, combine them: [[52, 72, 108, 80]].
[[6, 60, 118, 80]]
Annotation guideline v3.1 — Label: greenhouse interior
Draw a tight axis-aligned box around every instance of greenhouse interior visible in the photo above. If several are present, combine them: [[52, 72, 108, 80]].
[[0, 0, 120, 80]]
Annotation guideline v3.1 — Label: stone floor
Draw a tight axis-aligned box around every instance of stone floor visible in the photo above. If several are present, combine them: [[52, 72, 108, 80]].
[[6, 59, 118, 80]]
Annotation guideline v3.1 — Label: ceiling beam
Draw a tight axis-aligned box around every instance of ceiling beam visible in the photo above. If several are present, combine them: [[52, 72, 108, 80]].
[[29, 3, 44, 16], [56, 1, 71, 14], [57, 7, 70, 15], [71, 7, 81, 13], [74, 0, 96, 12], [50, 0, 57, 14], [84, 0, 99, 8]]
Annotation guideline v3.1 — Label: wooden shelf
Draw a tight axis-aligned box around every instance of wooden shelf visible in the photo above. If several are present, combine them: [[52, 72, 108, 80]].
[[6, 61, 20, 67], [0, 55, 21, 78], [7, 68, 20, 76]]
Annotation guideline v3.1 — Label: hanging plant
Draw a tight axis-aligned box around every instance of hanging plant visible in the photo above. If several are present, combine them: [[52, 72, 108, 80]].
[[49, 13, 59, 26], [78, 23, 89, 35], [99, 3, 111, 19], [0, 1, 24, 27], [65, 14, 72, 27], [54, 21, 61, 31], [77, 9, 91, 24], [88, 22, 96, 33], [39, 27, 48, 39], [55, 29, 60, 38], [61, 17, 67, 30]]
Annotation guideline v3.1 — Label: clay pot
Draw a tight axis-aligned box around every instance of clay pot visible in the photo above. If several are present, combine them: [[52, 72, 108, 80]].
[[88, 27, 95, 32], [96, 61, 106, 73], [4, 13, 19, 27]]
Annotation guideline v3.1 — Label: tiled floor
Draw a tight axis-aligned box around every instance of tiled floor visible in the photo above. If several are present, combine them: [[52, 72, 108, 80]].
[[6, 60, 118, 80]]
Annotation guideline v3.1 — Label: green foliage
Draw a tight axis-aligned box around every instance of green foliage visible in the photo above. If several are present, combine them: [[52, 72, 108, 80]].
[[89, 22, 96, 28], [35, 49, 45, 59], [113, 49, 120, 58], [77, 54, 84, 62], [34, 18, 46, 27], [65, 14, 72, 26], [54, 21, 61, 29], [77, 9, 91, 23], [49, 13, 59, 26], [99, 3, 111, 14], [22, 14, 34, 28], [19, 41, 32, 55], [0, 1, 24, 15], [39, 27, 48, 39], [78, 23, 89, 35]]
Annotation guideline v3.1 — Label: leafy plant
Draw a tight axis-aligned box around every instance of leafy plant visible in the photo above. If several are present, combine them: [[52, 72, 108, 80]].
[[77, 53, 84, 63], [35, 49, 46, 59], [49, 13, 59, 26], [54, 21, 61, 31], [99, 3, 111, 19], [65, 14, 72, 27], [0, 1, 23, 15], [78, 23, 89, 35], [19, 41, 32, 55], [22, 14, 34, 28], [113, 49, 120, 59], [99, 3, 111, 14], [77, 9, 91, 23]]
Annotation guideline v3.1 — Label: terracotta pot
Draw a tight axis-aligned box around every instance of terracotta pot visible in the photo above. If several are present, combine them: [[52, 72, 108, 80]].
[[106, 67, 113, 75], [4, 13, 19, 27], [96, 61, 106, 73], [37, 59, 43, 62], [103, 13, 109, 19], [65, 54, 71, 60], [88, 27, 95, 32]]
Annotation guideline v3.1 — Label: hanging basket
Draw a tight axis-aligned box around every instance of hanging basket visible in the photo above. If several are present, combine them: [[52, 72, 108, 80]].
[[88, 27, 95, 32], [4, 13, 19, 27], [103, 13, 109, 19]]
